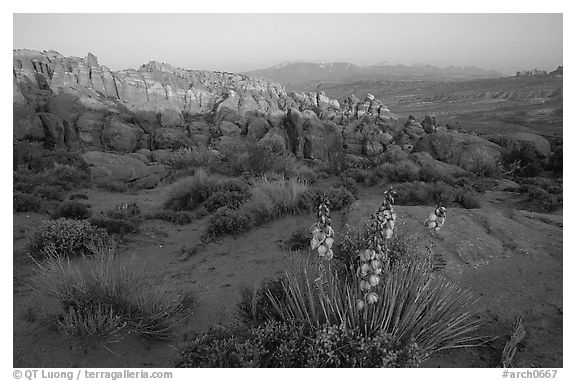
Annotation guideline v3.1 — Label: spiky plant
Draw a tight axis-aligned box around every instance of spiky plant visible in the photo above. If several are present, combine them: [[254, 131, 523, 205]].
[[356, 189, 398, 308], [268, 257, 481, 362], [310, 198, 334, 260]]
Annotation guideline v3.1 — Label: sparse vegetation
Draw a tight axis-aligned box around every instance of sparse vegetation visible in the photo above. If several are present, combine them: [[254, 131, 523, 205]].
[[29, 219, 109, 259], [51, 201, 92, 220], [34, 247, 192, 339], [164, 169, 250, 212]]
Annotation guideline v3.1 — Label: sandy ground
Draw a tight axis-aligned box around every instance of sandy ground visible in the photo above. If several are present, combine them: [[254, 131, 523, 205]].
[[13, 183, 562, 367]]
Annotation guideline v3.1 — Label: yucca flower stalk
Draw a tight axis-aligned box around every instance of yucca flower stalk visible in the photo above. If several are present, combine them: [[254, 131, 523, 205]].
[[310, 197, 334, 261], [357, 189, 398, 309]]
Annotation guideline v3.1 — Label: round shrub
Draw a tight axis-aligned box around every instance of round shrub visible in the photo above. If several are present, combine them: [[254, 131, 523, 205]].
[[204, 191, 248, 212], [51, 201, 92, 220], [30, 218, 109, 259], [206, 207, 253, 237]]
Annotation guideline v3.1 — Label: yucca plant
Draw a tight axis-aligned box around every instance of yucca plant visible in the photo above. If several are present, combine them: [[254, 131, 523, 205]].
[[268, 256, 481, 361]]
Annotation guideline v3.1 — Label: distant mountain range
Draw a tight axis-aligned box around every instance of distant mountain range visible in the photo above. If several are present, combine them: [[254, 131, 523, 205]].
[[244, 61, 503, 91]]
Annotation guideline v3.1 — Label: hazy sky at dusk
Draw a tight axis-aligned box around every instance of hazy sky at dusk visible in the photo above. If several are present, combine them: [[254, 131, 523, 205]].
[[13, 13, 562, 75]]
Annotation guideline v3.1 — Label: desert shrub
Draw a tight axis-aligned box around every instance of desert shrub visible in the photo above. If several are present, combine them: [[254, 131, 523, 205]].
[[267, 258, 480, 363], [164, 170, 249, 211], [243, 176, 310, 220], [89, 217, 139, 235], [454, 190, 481, 209], [56, 304, 125, 338], [394, 181, 455, 206], [51, 201, 92, 220], [338, 177, 359, 199], [547, 144, 562, 176], [341, 168, 369, 183], [293, 164, 318, 185], [286, 226, 310, 251], [13, 144, 88, 173], [501, 141, 543, 177], [105, 202, 142, 223], [29, 218, 109, 259], [34, 247, 192, 339], [206, 207, 254, 237], [204, 177, 352, 239], [33, 185, 67, 201], [144, 210, 193, 225], [204, 191, 249, 212], [69, 193, 89, 200], [419, 165, 457, 185], [374, 160, 421, 183], [238, 278, 286, 325], [44, 164, 91, 190], [176, 320, 420, 368], [14, 191, 43, 213], [296, 187, 355, 212], [517, 184, 562, 212]]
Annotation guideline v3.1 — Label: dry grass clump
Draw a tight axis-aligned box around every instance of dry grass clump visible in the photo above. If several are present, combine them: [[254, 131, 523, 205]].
[[34, 246, 192, 340]]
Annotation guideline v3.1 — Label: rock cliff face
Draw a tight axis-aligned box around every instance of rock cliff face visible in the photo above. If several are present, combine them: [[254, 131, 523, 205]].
[[13, 49, 398, 159]]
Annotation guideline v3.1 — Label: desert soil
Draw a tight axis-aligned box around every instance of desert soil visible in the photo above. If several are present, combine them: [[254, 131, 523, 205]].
[[13, 182, 562, 368]]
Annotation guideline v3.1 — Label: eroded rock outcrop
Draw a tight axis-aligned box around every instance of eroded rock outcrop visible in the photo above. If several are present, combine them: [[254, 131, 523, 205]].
[[413, 131, 502, 172], [14, 49, 400, 165]]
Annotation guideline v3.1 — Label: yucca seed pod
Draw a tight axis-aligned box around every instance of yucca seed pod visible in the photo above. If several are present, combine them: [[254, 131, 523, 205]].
[[371, 259, 382, 269], [366, 292, 379, 304], [360, 280, 371, 292]]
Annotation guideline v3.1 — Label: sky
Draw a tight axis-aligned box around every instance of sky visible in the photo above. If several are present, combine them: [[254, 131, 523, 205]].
[[13, 13, 562, 75]]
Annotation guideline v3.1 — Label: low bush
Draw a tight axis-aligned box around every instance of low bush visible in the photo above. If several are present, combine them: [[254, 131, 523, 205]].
[[501, 141, 543, 177], [238, 278, 286, 325], [517, 184, 562, 212], [35, 247, 192, 339], [286, 227, 311, 251], [206, 208, 254, 237], [454, 190, 481, 209], [89, 217, 139, 235], [394, 181, 455, 206], [164, 169, 249, 212], [105, 202, 142, 223], [14, 192, 43, 213], [51, 201, 92, 220], [176, 320, 421, 368], [29, 218, 109, 259], [204, 191, 248, 212], [144, 210, 194, 225], [69, 193, 89, 201]]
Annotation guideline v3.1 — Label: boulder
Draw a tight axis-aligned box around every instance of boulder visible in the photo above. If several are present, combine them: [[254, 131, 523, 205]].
[[81, 151, 166, 188], [413, 131, 502, 172], [247, 117, 270, 140], [409, 151, 469, 178], [151, 149, 172, 164], [486, 132, 551, 157], [152, 127, 194, 150], [421, 114, 437, 134], [218, 121, 241, 137], [101, 117, 142, 153]]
